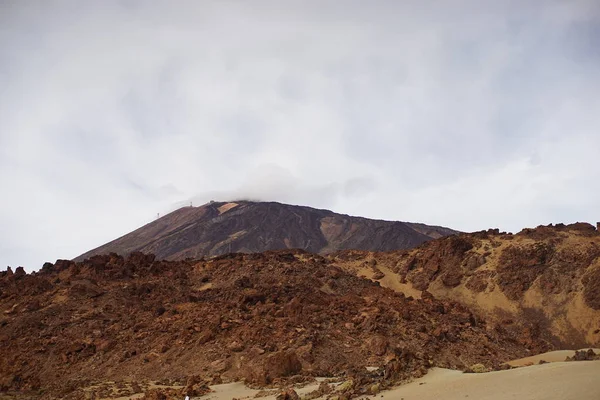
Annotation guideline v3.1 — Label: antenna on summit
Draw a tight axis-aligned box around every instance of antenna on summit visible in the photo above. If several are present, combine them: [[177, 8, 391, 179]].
[[156, 213, 160, 219], [190, 201, 193, 207]]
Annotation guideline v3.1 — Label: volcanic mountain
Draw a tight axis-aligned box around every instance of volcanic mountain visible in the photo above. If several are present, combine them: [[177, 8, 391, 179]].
[[75, 201, 457, 261]]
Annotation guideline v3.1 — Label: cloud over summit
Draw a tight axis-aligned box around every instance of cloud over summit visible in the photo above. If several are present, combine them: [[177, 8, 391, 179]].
[[1, 0, 599, 270]]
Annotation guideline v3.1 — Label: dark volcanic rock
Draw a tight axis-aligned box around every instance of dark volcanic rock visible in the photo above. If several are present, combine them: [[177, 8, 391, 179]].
[[583, 267, 600, 310], [565, 349, 600, 361], [74, 201, 457, 261]]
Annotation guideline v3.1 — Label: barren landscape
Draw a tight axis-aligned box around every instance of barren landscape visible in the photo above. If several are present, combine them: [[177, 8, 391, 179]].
[[2, 205, 600, 398], [3, 0, 599, 398]]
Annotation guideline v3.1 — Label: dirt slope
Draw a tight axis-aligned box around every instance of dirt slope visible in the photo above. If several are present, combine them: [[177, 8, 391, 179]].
[[74, 201, 457, 261], [0, 250, 543, 398], [331, 222, 600, 348]]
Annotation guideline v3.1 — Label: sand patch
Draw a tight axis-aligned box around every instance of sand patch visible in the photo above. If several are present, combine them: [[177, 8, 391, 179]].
[[197, 362, 600, 400], [378, 362, 600, 400], [217, 202, 239, 214], [363, 265, 422, 299], [508, 348, 600, 366], [79, 355, 600, 400], [202, 379, 329, 400]]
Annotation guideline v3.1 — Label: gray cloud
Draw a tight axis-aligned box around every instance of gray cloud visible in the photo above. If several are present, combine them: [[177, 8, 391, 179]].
[[1, 0, 599, 270], [186, 164, 377, 210]]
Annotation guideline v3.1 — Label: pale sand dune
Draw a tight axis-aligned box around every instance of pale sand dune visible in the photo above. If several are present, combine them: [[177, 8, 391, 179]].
[[198, 361, 600, 400], [508, 348, 600, 366], [115, 353, 600, 400], [203, 382, 260, 400], [376, 362, 600, 400], [201, 379, 327, 400]]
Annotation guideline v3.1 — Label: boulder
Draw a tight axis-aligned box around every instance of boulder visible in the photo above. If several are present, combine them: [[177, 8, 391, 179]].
[[276, 388, 300, 400]]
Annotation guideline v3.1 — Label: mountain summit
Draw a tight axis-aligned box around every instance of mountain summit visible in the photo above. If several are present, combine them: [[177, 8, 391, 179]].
[[75, 201, 457, 261]]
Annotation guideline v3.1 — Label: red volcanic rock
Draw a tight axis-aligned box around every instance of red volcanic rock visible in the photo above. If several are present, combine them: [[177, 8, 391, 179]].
[[496, 243, 555, 300], [331, 222, 600, 351], [0, 250, 542, 398], [276, 388, 300, 400], [583, 267, 600, 310]]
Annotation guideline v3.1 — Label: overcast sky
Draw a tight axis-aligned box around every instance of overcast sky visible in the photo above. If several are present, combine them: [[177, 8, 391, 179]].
[[1, 0, 599, 270]]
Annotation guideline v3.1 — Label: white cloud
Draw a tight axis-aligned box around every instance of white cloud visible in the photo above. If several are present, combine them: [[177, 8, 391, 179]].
[[0, 0, 599, 270]]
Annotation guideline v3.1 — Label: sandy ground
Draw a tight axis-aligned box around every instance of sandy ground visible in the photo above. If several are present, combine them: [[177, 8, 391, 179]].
[[199, 359, 600, 400], [507, 348, 600, 366], [101, 351, 600, 400], [378, 362, 600, 400], [356, 265, 422, 299], [201, 378, 329, 400]]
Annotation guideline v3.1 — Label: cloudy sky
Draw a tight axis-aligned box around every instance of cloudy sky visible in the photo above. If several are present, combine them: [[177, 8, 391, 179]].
[[1, 0, 599, 270]]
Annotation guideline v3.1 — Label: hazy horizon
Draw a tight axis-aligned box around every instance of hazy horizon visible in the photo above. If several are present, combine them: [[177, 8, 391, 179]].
[[1, 0, 599, 270]]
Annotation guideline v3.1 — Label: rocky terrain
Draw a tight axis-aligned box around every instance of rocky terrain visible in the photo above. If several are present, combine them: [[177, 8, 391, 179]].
[[331, 222, 600, 349], [0, 250, 545, 399], [75, 201, 457, 261]]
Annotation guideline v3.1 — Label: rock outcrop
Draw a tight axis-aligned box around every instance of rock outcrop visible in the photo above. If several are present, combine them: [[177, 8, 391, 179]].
[[331, 223, 600, 349]]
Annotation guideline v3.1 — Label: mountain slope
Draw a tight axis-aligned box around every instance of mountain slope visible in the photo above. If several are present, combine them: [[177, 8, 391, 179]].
[[330, 222, 600, 348], [75, 201, 458, 261], [0, 250, 545, 397]]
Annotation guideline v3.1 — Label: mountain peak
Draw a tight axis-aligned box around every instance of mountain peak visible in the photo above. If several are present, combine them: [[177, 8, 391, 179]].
[[75, 201, 458, 261]]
